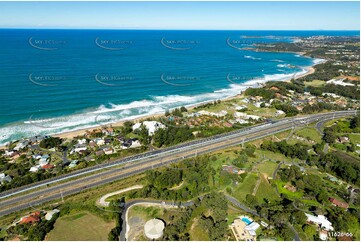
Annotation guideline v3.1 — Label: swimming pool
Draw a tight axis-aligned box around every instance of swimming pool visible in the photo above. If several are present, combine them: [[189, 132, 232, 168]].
[[242, 217, 252, 225]]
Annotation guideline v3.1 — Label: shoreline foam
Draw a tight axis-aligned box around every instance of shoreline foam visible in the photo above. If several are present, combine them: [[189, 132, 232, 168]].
[[0, 48, 326, 147]]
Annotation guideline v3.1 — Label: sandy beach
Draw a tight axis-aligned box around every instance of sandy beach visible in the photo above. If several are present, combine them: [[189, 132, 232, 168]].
[[0, 63, 316, 147], [52, 66, 315, 141], [285, 66, 315, 83]]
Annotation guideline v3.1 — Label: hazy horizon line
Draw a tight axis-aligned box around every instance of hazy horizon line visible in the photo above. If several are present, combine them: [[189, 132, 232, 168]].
[[0, 27, 360, 31]]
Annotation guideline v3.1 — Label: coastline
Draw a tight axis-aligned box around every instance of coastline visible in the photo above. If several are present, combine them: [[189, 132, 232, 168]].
[[0, 55, 321, 147], [52, 65, 316, 141]]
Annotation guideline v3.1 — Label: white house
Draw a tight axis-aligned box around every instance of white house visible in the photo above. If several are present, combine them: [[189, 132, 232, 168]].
[[130, 140, 142, 148], [14, 140, 29, 151], [95, 138, 105, 146], [326, 78, 354, 86], [45, 209, 60, 221], [74, 144, 87, 153], [0, 173, 12, 184], [276, 110, 285, 115], [5, 150, 14, 157], [77, 139, 87, 145], [245, 222, 261, 236], [30, 165, 41, 173], [39, 154, 50, 166], [68, 160, 78, 169], [305, 213, 334, 231], [133, 121, 166, 136]]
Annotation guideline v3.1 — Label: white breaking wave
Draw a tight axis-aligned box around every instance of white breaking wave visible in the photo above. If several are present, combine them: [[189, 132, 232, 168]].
[[244, 55, 262, 60], [0, 67, 310, 146], [313, 58, 326, 65]]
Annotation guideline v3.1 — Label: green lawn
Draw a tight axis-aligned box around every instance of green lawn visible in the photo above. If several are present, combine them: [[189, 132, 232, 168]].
[[233, 173, 259, 202], [348, 133, 360, 144], [189, 219, 210, 241], [300, 199, 321, 207], [47, 211, 115, 241], [255, 150, 293, 162], [128, 205, 163, 221], [256, 161, 279, 177], [304, 80, 326, 87], [273, 180, 303, 199], [255, 176, 280, 203], [296, 127, 322, 143]]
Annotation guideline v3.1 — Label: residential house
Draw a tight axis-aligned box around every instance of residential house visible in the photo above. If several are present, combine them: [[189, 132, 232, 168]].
[[95, 150, 105, 156], [95, 138, 105, 146], [14, 140, 29, 151], [338, 136, 349, 143], [38, 154, 50, 166], [45, 209, 60, 221], [68, 160, 78, 169], [276, 110, 285, 116], [329, 197, 349, 209], [102, 127, 114, 136], [30, 165, 41, 173], [29, 135, 48, 144], [284, 184, 297, 192], [133, 121, 166, 136], [0, 173, 12, 184], [230, 217, 256, 241], [103, 147, 114, 155], [222, 165, 245, 175], [77, 139, 87, 145], [305, 213, 334, 240], [20, 212, 41, 224], [41, 164, 54, 170], [74, 144, 87, 153]]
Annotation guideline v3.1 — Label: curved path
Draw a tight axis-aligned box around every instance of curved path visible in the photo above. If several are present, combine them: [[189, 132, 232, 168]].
[[97, 185, 143, 207], [120, 199, 194, 241]]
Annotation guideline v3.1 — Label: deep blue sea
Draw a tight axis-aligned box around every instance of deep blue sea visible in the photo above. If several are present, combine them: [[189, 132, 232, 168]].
[[0, 30, 359, 144]]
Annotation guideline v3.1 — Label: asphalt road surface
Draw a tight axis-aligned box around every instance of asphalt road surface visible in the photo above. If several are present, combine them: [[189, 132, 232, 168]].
[[0, 111, 356, 217]]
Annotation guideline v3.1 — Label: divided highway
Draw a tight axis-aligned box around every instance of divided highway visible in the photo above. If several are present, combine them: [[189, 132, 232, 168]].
[[0, 111, 356, 216]]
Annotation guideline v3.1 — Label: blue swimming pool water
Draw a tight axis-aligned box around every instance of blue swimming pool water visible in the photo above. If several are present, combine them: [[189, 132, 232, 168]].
[[242, 217, 252, 225]]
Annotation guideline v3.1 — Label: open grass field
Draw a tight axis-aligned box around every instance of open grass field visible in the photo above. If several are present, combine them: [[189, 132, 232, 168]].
[[47, 211, 115, 241], [273, 180, 303, 199], [296, 127, 322, 143], [248, 107, 278, 118], [256, 161, 279, 177], [128, 205, 163, 221], [348, 133, 360, 144], [304, 80, 325, 87], [255, 176, 280, 203], [189, 218, 210, 241], [255, 150, 293, 162], [233, 173, 259, 202]]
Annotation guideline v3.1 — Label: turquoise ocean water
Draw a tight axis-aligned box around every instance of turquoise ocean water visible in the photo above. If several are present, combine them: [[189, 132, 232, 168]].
[[0, 30, 358, 144]]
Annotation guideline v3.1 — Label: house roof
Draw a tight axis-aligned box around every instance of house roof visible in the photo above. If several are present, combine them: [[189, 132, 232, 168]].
[[329, 197, 349, 208], [20, 212, 41, 224]]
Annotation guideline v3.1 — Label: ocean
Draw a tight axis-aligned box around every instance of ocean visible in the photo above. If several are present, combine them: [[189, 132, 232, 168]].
[[0, 30, 359, 145]]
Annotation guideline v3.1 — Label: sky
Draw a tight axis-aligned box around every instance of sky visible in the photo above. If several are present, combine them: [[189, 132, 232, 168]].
[[0, 1, 359, 30]]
